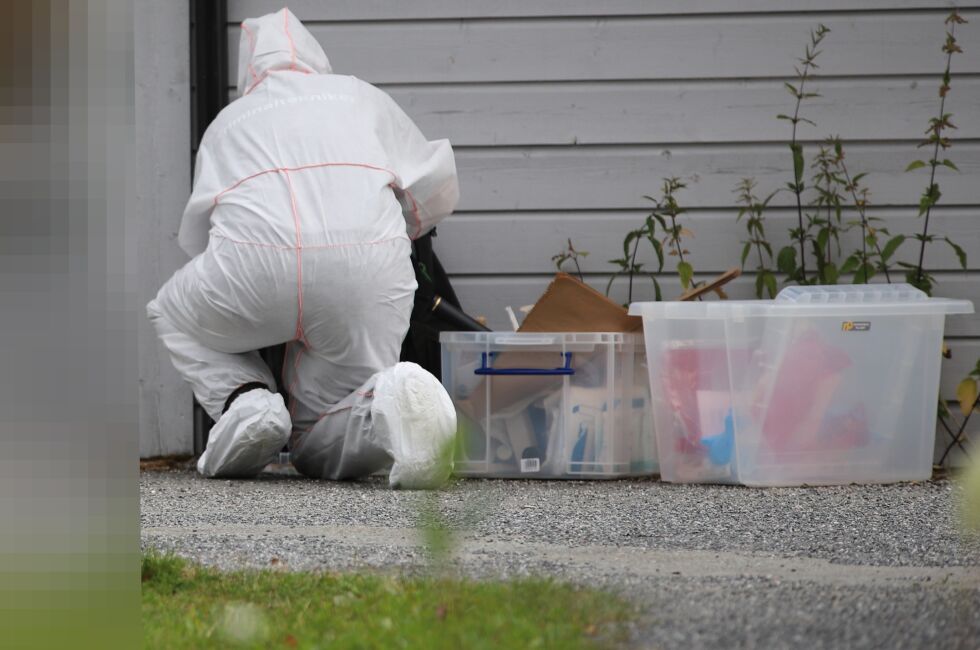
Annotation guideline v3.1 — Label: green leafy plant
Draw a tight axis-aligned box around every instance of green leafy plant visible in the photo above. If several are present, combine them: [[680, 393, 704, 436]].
[[906, 9, 975, 466], [605, 218, 662, 305], [604, 178, 695, 304], [735, 178, 778, 298], [827, 138, 899, 283], [777, 24, 831, 285], [655, 177, 697, 293], [551, 238, 589, 282], [904, 9, 969, 295], [808, 144, 846, 284]]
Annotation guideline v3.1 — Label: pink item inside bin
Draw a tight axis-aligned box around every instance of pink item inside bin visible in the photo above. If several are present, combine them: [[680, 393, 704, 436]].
[[662, 347, 749, 455], [760, 330, 853, 452]]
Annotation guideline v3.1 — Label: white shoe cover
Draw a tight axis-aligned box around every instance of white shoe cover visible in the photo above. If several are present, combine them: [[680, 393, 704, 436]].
[[197, 388, 291, 479], [372, 362, 457, 489]]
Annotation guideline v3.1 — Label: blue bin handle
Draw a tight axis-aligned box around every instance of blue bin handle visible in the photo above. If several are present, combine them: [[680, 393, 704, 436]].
[[474, 352, 575, 376]]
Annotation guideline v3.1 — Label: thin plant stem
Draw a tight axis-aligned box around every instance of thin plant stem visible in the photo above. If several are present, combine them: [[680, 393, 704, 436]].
[[938, 410, 972, 460], [627, 234, 642, 304], [669, 215, 685, 265], [916, 18, 959, 287], [938, 393, 978, 466], [789, 65, 813, 282]]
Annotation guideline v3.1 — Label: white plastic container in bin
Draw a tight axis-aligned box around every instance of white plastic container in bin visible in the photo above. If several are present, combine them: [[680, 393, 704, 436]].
[[629, 285, 973, 486], [439, 332, 656, 479]]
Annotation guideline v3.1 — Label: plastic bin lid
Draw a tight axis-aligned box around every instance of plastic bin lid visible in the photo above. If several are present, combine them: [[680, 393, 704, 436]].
[[628, 284, 973, 319], [776, 283, 927, 303], [439, 331, 642, 345]]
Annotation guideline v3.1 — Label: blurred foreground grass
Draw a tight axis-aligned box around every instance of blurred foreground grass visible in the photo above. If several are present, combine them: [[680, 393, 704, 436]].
[[142, 550, 633, 649]]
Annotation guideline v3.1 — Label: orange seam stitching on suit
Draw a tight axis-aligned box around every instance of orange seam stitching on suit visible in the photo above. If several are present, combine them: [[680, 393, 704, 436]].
[[283, 9, 298, 71], [282, 170, 308, 346], [302, 405, 354, 433], [403, 188, 423, 239], [214, 162, 398, 206], [283, 168, 308, 421], [240, 22, 259, 84], [211, 233, 409, 250]]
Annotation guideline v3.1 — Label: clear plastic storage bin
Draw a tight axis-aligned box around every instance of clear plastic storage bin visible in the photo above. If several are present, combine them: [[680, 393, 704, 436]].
[[439, 332, 656, 479], [629, 285, 973, 486]]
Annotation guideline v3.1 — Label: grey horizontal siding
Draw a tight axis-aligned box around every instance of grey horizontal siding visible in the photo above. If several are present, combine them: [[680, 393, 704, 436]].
[[228, 12, 980, 84], [449, 143, 980, 211], [228, 77, 980, 145]]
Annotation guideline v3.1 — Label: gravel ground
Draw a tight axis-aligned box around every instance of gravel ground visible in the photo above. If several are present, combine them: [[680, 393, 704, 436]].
[[142, 469, 980, 649]]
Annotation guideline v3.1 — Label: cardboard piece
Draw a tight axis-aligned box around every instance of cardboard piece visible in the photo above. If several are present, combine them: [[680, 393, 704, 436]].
[[519, 273, 643, 333]]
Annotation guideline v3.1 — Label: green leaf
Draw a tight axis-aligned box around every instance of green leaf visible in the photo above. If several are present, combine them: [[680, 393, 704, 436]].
[[653, 276, 663, 301], [790, 143, 805, 185], [940, 159, 960, 171], [824, 262, 839, 285], [677, 261, 694, 290], [918, 194, 934, 216], [904, 268, 934, 296], [957, 378, 979, 416], [881, 235, 906, 262], [817, 228, 830, 253], [763, 271, 778, 299], [840, 254, 860, 275], [776, 114, 794, 122], [906, 160, 927, 172], [777, 246, 797, 276], [741, 242, 752, 269], [650, 237, 665, 271], [784, 82, 800, 98], [754, 272, 765, 299], [945, 238, 968, 269], [853, 262, 873, 284]]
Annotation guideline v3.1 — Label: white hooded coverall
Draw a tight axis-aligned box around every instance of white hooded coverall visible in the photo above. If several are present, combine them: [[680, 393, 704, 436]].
[[147, 9, 459, 488]]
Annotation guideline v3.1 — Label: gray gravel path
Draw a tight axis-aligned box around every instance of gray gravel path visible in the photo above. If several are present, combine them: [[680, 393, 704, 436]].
[[142, 469, 980, 649]]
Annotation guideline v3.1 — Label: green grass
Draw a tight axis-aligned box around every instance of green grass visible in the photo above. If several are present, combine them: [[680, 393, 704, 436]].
[[142, 551, 634, 649]]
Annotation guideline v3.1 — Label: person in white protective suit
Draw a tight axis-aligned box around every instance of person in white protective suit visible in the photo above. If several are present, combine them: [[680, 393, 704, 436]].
[[147, 8, 459, 488]]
